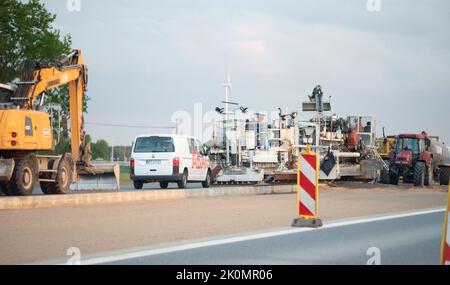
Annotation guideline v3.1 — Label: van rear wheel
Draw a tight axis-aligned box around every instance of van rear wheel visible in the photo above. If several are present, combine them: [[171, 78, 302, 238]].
[[177, 170, 188, 189], [133, 180, 143, 190], [160, 182, 169, 189]]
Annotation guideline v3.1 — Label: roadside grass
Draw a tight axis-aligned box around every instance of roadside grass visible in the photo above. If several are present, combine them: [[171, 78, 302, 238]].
[[120, 165, 131, 184]]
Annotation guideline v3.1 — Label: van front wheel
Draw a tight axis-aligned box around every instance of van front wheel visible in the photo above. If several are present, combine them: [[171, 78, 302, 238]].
[[202, 171, 211, 188]]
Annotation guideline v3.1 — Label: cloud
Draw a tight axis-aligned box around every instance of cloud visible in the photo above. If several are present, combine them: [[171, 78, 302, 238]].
[[232, 40, 267, 55]]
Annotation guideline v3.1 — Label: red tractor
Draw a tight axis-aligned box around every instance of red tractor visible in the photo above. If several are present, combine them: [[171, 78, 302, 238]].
[[388, 134, 434, 187]]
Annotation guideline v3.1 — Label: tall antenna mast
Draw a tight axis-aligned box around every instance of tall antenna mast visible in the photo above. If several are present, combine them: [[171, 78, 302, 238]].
[[222, 56, 232, 165]]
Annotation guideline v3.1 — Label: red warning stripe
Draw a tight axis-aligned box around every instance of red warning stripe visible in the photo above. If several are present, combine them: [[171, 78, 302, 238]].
[[299, 171, 316, 199], [444, 243, 450, 263], [299, 201, 314, 217], [302, 154, 317, 170]]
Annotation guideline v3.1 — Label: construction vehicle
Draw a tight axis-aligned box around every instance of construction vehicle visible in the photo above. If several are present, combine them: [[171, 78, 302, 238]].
[[209, 85, 381, 183], [376, 127, 396, 159], [387, 133, 449, 186], [0, 49, 119, 196]]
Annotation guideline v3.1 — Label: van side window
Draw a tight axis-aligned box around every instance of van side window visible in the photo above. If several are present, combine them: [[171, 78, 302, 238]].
[[195, 140, 203, 154], [188, 138, 197, 154]]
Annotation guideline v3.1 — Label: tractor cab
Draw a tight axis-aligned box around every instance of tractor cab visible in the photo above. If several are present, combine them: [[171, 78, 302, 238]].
[[393, 136, 424, 166], [388, 134, 433, 187]]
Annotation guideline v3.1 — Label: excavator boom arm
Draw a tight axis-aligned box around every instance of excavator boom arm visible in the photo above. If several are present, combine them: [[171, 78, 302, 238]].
[[13, 49, 88, 162]]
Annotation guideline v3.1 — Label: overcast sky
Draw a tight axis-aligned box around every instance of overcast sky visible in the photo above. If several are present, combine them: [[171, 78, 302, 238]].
[[41, 0, 450, 145]]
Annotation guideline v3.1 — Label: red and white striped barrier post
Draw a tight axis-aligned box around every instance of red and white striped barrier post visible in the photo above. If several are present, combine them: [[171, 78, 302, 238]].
[[292, 145, 322, 228], [441, 184, 450, 265]]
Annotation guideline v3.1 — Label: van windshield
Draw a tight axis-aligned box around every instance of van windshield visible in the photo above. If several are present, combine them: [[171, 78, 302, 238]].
[[134, 136, 175, 153]]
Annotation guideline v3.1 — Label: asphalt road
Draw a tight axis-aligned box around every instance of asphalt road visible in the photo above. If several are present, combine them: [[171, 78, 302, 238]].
[[3, 184, 446, 264], [94, 210, 445, 265]]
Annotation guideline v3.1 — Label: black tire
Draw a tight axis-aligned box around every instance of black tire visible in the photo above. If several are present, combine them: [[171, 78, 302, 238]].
[[51, 158, 72, 194], [0, 182, 10, 196], [177, 170, 188, 189], [380, 169, 390, 184], [440, 167, 450, 185], [389, 171, 399, 185], [403, 176, 413, 184], [40, 160, 55, 195], [424, 165, 433, 187], [413, 162, 425, 187], [133, 180, 143, 190], [202, 170, 212, 188], [40, 177, 54, 195], [7, 158, 36, 196], [160, 182, 169, 189]]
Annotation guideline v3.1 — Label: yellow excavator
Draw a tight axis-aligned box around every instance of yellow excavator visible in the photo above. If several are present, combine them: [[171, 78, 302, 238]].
[[0, 49, 119, 196]]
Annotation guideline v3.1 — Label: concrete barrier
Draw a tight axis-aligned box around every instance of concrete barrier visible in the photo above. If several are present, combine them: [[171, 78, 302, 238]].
[[0, 184, 296, 210]]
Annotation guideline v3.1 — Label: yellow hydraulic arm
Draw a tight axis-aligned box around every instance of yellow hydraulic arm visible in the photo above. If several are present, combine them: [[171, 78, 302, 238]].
[[13, 49, 88, 162]]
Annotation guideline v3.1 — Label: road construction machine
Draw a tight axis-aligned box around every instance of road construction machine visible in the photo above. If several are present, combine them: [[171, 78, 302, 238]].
[[0, 49, 119, 196], [376, 127, 396, 159], [387, 133, 449, 186]]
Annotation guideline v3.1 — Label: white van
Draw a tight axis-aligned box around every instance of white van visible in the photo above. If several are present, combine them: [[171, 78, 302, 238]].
[[130, 134, 212, 189]]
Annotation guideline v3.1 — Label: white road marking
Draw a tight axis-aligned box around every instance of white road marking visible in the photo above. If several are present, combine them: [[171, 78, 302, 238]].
[[65, 208, 445, 265]]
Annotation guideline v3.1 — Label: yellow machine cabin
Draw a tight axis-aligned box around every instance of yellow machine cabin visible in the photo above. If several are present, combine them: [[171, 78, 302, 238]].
[[0, 109, 52, 151]]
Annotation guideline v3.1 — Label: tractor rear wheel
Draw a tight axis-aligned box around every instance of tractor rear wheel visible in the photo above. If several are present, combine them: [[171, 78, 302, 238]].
[[413, 162, 425, 187], [440, 167, 450, 185]]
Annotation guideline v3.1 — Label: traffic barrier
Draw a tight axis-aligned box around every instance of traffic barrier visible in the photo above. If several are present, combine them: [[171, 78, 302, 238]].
[[292, 145, 322, 228], [441, 183, 450, 265]]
